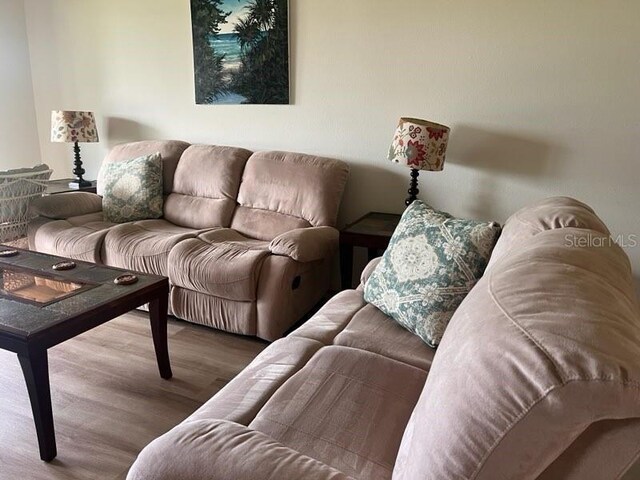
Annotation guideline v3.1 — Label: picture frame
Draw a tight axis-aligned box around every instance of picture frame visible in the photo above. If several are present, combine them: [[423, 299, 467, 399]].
[[190, 0, 290, 105]]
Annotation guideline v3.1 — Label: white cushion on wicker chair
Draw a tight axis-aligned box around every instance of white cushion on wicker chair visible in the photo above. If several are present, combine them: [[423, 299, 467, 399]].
[[0, 164, 53, 243]]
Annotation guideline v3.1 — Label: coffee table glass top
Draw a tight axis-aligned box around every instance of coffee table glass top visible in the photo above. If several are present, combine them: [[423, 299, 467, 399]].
[[0, 265, 95, 306], [0, 247, 164, 337]]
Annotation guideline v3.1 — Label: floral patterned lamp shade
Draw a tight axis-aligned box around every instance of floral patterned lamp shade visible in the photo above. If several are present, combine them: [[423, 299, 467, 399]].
[[50, 111, 99, 188], [51, 111, 99, 143], [388, 117, 450, 206]]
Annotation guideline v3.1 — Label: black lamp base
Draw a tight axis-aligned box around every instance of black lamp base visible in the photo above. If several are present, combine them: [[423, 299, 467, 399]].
[[70, 141, 91, 188], [405, 169, 420, 206]]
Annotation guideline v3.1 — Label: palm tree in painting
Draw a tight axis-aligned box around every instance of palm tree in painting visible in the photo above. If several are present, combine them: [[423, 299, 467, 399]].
[[191, 0, 230, 103], [232, 0, 289, 104]]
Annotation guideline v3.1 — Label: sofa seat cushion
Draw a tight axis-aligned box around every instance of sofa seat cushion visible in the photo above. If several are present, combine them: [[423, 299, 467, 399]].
[[289, 289, 368, 345], [103, 219, 206, 276], [249, 346, 427, 480], [288, 289, 435, 371], [168, 229, 270, 301], [32, 212, 115, 263], [189, 336, 323, 426], [334, 303, 436, 372]]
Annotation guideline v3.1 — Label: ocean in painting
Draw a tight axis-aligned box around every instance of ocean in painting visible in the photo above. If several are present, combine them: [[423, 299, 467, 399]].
[[209, 33, 247, 104], [210, 33, 242, 71]]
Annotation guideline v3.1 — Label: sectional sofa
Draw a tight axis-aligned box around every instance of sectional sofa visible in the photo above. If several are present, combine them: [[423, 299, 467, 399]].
[[29, 141, 349, 341], [127, 197, 640, 480]]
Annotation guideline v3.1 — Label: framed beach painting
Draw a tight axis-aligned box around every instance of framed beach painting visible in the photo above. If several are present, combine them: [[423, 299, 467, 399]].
[[190, 0, 289, 105]]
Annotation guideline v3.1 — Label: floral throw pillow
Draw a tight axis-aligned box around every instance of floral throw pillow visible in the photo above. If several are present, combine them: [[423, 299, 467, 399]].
[[101, 153, 163, 223], [364, 201, 501, 348]]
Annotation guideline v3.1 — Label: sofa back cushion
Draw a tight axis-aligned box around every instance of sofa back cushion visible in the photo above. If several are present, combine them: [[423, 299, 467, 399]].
[[98, 140, 191, 196], [164, 145, 252, 229], [392, 201, 640, 479], [486, 196, 610, 269], [231, 151, 349, 240]]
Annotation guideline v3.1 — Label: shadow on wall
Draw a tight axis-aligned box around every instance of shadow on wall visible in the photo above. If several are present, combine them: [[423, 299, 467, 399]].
[[446, 124, 566, 219], [104, 117, 163, 148], [338, 163, 409, 227]]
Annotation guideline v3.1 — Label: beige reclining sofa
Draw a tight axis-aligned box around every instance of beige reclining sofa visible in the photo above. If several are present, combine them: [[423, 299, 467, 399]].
[[127, 197, 640, 480], [29, 141, 350, 341]]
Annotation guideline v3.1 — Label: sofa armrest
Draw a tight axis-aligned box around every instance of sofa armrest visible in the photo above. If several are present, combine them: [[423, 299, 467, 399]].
[[30, 192, 102, 220], [127, 419, 352, 480], [357, 257, 382, 290], [269, 226, 339, 262]]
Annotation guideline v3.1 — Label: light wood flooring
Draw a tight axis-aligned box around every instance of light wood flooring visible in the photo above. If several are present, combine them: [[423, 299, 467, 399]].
[[0, 312, 266, 480]]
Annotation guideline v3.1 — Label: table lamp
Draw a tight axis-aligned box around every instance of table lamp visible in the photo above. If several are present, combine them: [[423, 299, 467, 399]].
[[51, 111, 99, 188], [388, 117, 450, 206]]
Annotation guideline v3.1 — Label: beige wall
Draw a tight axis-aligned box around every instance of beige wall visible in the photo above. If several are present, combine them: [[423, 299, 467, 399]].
[[0, 0, 41, 170], [23, 0, 640, 278]]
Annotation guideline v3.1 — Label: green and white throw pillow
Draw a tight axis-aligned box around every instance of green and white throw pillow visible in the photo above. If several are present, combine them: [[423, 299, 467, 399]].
[[364, 201, 501, 348], [101, 152, 163, 223]]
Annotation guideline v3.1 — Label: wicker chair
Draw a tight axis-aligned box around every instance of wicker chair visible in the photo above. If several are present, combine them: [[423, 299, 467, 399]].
[[0, 165, 53, 245]]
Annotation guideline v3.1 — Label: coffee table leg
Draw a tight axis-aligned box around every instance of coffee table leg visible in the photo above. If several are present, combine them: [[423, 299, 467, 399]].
[[149, 295, 172, 379], [18, 348, 57, 462]]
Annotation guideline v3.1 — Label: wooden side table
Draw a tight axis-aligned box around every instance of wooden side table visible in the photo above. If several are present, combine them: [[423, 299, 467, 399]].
[[45, 179, 97, 195], [339, 212, 401, 289]]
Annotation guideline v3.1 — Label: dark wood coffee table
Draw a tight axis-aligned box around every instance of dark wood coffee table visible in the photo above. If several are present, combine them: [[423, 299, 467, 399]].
[[0, 246, 171, 462]]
